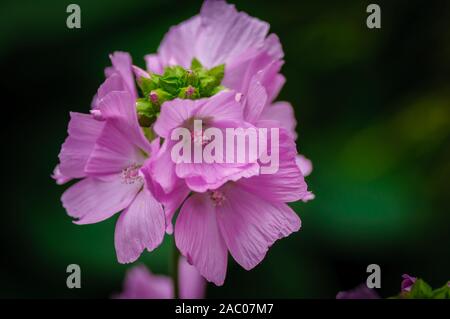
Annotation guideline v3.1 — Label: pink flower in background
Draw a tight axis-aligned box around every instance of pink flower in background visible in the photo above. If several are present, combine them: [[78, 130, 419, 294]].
[[401, 274, 417, 292], [115, 257, 205, 299], [336, 284, 380, 299]]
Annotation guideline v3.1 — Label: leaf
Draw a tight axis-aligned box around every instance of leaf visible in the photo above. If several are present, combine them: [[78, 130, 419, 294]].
[[407, 279, 433, 299], [190, 58, 203, 71]]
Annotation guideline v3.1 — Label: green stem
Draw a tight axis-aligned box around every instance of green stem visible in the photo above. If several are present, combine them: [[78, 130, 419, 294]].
[[171, 238, 180, 299]]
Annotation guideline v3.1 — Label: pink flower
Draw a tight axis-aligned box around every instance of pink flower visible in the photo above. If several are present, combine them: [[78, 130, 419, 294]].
[[115, 257, 205, 299], [401, 274, 417, 292], [54, 52, 166, 264], [336, 284, 380, 299], [144, 90, 260, 233], [145, 0, 283, 97], [144, 129, 310, 286]]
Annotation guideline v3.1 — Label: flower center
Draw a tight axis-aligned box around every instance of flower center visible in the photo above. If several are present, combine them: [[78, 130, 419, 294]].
[[191, 129, 211, 146], [210, 190, 226, 206], [121, 164, 143, 184]]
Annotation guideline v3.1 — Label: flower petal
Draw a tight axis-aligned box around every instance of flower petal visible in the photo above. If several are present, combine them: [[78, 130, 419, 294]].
[[238, 129, 309, 202], [58, 112, 104, 178], [115, 189, 165, 264], [144, 54, 164, 74], [175, 193, 228, 286], [91, 73, 127, 110], [61, 176, 140, 224], [296, 154, 313, 177], [259, 101, 297, 139], [109, 51, 137, 99], [217, 184, 301, 270], [97, 91, 151, 153], [85, 121, 146, 176], [179, 256, 206, 299], [196, 0, 269, 67], [153, 98, 199, 138], [114, 265, 173, 299]]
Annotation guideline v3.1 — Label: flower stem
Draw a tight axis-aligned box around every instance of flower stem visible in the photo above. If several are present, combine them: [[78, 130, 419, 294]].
[[171, 238, 180, 299]]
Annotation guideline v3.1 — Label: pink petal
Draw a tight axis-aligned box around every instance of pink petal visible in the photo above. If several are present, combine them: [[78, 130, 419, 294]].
[[158, 16, 202, 68], [144, 140, 181, 195], [91, 73, 127, 110], [156, 1, 271, 69], [61, 176, 140, 224], [97, 91, 152, 153], [296, 154, 313, 177], [179, 256, 206, 299], [51, 165, 72, 185], [256, 60, 285, 102], [85, 121, 146, 176], [217, 184, 301, 270], [238, 130, 309, 202], [58, 112, 105, 179], [177, 161, 259, 193], [263, 33, 284, 60], [115, 189, 165, 264], [109, 51, 137, 99], [144, 54, 164, 74], [224, 50, 281, 101], [132, 65, 150, 82], [175, 193, 228, 286], [196, 0, 269, 68], [153, 98, 199, 138], [242, 77, 267, 123], [114, 265, 173, 299], [196, 91, 243, 123], [259, 101, 297, 139]]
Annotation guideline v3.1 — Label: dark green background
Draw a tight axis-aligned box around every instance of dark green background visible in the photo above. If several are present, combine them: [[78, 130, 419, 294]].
[[1, 0, 449, 298]]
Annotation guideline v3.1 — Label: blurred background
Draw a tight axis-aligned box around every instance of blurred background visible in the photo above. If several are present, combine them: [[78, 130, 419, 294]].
[[1, 0, 449, 298]]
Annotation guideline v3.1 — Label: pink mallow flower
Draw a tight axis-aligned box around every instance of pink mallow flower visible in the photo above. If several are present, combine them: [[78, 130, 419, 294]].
[[115, 257, 205, 299], [53, 51, 166, 264], [143, 128, 310, 286], [145, 90, 260, 233], [145, 0, 284, 100]]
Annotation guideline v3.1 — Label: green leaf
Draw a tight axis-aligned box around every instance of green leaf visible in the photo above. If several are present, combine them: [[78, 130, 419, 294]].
[[407, 279, 433, 299], [430, 283, 450, 299], [163, 65, 184, 77], [139, 76, 158, 97], [207, 63, 225, 84], [159, 76, 180, 95], [190, 58, 203, 71]]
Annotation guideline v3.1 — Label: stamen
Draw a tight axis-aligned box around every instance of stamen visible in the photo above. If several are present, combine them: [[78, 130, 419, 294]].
[[121, 164, 143, 184], [191, 129, 211, 146], [210, 190, 226, 206]]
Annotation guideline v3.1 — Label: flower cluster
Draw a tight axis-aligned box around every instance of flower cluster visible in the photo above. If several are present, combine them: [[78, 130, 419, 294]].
[[53, 0, 313, 287]]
